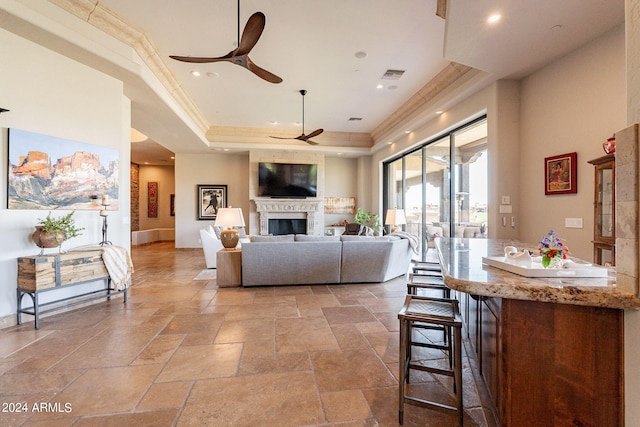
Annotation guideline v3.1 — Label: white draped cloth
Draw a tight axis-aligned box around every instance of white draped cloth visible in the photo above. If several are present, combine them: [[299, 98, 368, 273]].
[[390, 231, 420, 254], [69, 245, 134, 290]]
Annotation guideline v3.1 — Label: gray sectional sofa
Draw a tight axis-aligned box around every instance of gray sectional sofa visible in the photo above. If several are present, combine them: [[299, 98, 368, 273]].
[[241, 234, 413, 287]]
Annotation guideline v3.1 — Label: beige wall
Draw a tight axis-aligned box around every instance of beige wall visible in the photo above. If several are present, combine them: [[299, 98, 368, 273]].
[[0, 27, 131, 322], [325, 156, 359, 226], [138, 165, 176, 230], [174, 153, 251, 248], [518, 24, 626, 260]]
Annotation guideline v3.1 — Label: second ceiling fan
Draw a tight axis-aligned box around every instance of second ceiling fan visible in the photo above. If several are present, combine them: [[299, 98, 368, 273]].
[[271, 90, 324, 145]]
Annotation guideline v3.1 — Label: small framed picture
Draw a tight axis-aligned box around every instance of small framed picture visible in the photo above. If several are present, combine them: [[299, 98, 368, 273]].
[[197, 184, 227, 220], [544, 152, 577, 195]]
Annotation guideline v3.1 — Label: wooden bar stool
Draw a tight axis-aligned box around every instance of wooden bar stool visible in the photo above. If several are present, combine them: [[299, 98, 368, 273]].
[[398, 295, 464, 426], [412, 261, 442, 273], [407, 273, 450, 298]]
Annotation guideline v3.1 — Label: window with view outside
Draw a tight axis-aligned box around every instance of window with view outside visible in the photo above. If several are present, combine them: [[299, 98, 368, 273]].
[[384, 118, 487, 261]]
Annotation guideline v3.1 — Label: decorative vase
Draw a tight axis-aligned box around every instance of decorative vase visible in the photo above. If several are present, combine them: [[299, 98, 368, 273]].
[[544, 255, 564, 269], [32, 226, 65, 251], [603, 135, 616, 154]]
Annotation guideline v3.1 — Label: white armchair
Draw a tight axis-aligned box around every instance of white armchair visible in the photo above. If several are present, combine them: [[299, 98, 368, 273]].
[[200, 226, 224, 268]]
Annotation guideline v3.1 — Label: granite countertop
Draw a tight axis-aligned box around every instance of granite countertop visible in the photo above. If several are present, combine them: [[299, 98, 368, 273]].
[[436, 238, 640, 310]]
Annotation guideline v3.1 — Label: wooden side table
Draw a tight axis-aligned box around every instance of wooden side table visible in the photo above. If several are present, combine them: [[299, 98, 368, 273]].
[[216, 249, 242, 287]]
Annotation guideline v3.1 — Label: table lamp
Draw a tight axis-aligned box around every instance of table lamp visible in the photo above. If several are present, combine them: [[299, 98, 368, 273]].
[[385, 209, 406, 233], [215, 207, 245, 249]]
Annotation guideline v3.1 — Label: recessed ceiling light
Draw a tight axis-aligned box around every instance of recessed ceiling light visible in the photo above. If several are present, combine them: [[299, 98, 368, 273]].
[[130, 128, 148, 142], [144, 162, 149, 165], [404, 130, 411, 134], [376, 84, 384, 89], [387, 141, 393, 145], [206, 71, 219, 78], [387, 85, 398, 90], [436, 110, 443, 114], [487, 14, 501, 24], [190, 70, 201, 77], [223, 148, 230, 152], [354, 51, 367, 59], [337, 152, 343, 155]]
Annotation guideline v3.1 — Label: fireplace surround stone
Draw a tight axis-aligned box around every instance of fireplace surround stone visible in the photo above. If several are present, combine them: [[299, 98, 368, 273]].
[[254, 198, 322, 236]]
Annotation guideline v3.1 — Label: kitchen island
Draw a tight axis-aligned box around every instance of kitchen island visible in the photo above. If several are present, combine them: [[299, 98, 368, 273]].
[[436, 238, 640, 426]]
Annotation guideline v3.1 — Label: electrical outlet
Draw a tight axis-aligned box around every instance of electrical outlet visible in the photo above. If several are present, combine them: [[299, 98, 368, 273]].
[[565, 218, 583, 228]]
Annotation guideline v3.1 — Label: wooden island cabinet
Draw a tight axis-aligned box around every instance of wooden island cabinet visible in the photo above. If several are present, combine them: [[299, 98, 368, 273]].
[[437, 238, 635, 426]]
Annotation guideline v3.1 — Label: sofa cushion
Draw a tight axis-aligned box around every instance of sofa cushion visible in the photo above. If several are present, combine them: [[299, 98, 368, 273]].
[[340, 238, 412, 283], [242, 241, 342, 286], [249, 234, 295, 243], [340, 235, 391, 242], [295, 235, 341, 242]]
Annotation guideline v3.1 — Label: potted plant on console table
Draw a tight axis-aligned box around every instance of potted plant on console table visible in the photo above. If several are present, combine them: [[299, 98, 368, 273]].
[[32, 211, 84, 254]]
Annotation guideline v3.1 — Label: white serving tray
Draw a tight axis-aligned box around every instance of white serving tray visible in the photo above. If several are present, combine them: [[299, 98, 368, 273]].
[[482, 256, 609, 278]]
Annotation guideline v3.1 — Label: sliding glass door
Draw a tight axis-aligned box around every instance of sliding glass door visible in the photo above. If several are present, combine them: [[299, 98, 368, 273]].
[[384, 117, 487, 261]]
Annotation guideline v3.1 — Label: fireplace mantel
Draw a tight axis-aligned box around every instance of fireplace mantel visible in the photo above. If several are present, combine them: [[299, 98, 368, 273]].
[[253, 198, 322, 235]]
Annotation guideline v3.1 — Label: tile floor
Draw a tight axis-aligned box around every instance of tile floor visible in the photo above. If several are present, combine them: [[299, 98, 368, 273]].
[[0, 242, 495, 426]]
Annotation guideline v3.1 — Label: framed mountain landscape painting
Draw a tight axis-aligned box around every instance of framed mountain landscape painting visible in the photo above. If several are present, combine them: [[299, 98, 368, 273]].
[[8, 128, 120, 210]]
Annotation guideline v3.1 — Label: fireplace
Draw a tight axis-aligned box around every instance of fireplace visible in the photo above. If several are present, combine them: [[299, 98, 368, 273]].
[[269, 219, 307, 235], [253, 198, 322, 235]]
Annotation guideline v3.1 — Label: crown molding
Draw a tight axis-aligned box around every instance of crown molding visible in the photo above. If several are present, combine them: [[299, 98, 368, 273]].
[[48, 0, 209, 134]]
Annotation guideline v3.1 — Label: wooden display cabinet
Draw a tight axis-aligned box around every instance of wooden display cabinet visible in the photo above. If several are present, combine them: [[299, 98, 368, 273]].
[[588, 154, 615, 266]]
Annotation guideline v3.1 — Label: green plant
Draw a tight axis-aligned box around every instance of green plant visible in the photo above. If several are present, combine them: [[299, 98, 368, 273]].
[[354, 208, 382, 235], [37, 211, 85, 243]]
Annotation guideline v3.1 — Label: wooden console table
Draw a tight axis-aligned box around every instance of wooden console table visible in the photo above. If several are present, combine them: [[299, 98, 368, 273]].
[[216, 249, 242, 287], [17, 250, 127, 329]]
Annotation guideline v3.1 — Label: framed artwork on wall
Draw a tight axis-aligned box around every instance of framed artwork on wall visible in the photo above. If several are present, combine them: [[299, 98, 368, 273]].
[[197, 184, 227, 220], [148, 182, 158, 217], [324, 197, 356, 214], [7, 128, 120, 210], [545, 152, 577, 195], [170, 194, 175, 216]]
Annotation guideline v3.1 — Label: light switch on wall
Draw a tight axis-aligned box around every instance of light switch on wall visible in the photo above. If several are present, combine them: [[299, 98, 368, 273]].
[[565, 218, 583, 228]]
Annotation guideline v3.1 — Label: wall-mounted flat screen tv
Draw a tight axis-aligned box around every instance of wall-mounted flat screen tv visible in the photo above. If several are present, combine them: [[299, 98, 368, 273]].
[[258, 162, 318, 198]]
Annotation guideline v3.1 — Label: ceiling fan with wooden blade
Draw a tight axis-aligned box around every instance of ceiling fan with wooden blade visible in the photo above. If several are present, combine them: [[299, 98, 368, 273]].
[[170, 1, 282, 84], [270, 90, 324, 145]]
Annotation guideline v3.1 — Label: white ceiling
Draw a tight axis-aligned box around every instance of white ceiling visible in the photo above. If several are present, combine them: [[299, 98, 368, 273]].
[[4, 0, 624, 164]]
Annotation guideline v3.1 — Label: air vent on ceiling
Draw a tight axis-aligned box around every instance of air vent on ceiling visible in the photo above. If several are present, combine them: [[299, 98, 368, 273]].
[[381, 69, 405, 80], [348, 117, 363, 121]]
